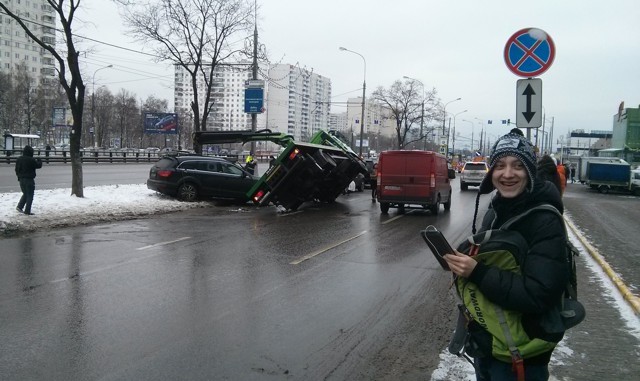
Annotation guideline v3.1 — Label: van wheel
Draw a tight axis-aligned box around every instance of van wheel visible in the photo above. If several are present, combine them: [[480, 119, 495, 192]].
[[444, 194, 452, 211], [598, 185, 609, 194], [398, 204, 405, 214], [178, 183, 198, 202], [380, 202, 390, 214], [430, 198, 440, 215], [461, 182, 468, 191]]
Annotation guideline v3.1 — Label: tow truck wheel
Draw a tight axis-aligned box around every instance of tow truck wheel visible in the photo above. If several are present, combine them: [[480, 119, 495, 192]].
[[380, 202, 390, 214], [178, 182, 198, 202]]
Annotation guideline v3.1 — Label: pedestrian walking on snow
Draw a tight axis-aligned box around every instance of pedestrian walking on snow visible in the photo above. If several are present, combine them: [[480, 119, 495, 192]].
[[15, 145, 42, 215]]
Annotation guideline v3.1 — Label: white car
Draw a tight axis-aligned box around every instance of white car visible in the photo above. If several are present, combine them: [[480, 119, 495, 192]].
[[459, 161, 488, 190]]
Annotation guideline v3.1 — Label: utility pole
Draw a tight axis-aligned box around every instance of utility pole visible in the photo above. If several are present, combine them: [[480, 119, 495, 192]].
[[250, 1, 258, 155]]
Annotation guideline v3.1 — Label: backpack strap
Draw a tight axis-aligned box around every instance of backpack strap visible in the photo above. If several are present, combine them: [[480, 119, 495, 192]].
[[495, 306, 526, 381], [499, 204, 563, 231]]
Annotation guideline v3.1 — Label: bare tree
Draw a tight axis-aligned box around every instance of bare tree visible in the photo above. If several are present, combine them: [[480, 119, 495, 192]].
[[117, 0, 254, 153], [372, 79, 439, 149], [0, 0, 88, 197], [113, 90, 140, 148], [0, 72, 17, 133], [33, 79, 67, 145], [94, 88, 115, 148], [139, 96, 169, 148]]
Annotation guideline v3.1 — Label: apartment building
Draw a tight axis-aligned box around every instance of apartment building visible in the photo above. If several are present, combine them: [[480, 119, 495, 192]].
[[265, 63, 331, 141], [0, 0, 57, 82], [174, 61, 267, 133], [174, 62, 332, 144]]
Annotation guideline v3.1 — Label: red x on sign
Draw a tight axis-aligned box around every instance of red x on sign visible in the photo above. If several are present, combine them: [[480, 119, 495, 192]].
[[504, 28, 555, 77]]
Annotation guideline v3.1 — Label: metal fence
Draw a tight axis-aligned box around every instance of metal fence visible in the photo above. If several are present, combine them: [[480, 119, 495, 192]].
[[1, 149, 161, 165], [1, 149, 268, 165]]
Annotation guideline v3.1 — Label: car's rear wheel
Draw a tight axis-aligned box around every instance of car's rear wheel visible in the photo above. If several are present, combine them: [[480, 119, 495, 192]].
[[380, 202, 390, 214], [178, 182, 199, 201], [444, 193, 452, 211], [461, 182, 468, 191], [430, 197, 440, 215]]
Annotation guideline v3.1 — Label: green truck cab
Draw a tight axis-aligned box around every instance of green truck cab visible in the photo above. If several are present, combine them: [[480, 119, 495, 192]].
[[193, 129, 368, 211]]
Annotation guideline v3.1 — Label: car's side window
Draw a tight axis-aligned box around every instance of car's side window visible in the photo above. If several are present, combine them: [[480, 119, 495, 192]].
[[180, 161, 198, 170], [221, 163, 243, 175], [204, 162, 220, 172]]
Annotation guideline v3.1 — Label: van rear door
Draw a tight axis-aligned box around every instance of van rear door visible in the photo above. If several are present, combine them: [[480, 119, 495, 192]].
[[404, 152, 433, 202]]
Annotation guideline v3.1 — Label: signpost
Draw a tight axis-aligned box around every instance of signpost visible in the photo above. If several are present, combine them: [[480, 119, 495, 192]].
[[516, 78, 542, 128], [504, 28, 555, 78], [504, 28, 555, 134], [244, 79, 265, 114]]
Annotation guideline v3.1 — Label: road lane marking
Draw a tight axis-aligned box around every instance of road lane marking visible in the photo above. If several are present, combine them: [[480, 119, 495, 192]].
[[381, 209, 416, 225], [136, 236, 192, 251], [290, 230, 367, 265]]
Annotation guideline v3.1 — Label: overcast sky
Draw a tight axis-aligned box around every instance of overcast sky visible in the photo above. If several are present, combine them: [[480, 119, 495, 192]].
[[77, 0, 640, 146]]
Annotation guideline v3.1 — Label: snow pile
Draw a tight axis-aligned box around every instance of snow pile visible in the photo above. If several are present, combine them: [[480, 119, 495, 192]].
[[0, 184, 206, 235]]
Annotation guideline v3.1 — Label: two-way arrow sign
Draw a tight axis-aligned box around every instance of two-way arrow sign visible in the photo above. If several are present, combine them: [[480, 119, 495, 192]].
[[516, 78, 542, 128]]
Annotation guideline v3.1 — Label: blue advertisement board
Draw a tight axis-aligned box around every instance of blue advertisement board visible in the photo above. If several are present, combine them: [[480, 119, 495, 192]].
[[143, 113, 179, 134]]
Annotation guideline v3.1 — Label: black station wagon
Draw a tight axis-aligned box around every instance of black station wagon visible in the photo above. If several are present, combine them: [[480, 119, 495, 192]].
[[147, 155, 259, 202]]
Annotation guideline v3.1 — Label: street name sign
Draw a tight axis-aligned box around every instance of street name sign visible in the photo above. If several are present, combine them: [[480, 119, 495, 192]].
[[516, 78, 542, 128]]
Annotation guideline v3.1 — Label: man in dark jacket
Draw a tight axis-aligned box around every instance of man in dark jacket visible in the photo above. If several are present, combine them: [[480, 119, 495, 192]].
[[445, 133, 567, 381], [15, 145, 43, 215]]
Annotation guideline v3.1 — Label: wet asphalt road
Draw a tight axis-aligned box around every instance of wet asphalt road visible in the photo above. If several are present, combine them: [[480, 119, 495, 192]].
[[1, 182, 478, 380], [1, 167, 639, 380]]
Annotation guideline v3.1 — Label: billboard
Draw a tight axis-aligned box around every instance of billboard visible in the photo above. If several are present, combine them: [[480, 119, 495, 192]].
[[52, 107, 66, 127], [143, 113, 179, 134]]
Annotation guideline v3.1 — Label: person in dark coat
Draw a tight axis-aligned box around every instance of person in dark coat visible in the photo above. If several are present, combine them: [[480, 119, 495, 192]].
[[537, 154, 563, 195], [445, 133, 568, 381], [15, 145, 43, 215]]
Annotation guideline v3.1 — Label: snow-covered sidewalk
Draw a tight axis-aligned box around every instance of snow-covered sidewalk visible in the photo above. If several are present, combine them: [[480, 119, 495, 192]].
[[0, 184, 205, 235]]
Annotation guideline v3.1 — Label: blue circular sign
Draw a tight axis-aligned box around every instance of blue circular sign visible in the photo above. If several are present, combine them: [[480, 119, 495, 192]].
[[504, 28, 555, 77]]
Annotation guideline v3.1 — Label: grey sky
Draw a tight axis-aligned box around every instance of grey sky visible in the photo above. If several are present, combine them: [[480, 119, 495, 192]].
[[80, 0, 640, 146]]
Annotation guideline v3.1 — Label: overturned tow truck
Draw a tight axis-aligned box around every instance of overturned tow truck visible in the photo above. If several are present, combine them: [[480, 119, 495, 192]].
[[192, 129, 368, 211]]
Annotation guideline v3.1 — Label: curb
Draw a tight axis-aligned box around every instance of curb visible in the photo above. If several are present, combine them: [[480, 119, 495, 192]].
[[564, 215, 640, 315]]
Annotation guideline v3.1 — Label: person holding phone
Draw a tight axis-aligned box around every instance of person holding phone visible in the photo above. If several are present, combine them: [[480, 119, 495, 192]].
[[444, 132, 567, 381]]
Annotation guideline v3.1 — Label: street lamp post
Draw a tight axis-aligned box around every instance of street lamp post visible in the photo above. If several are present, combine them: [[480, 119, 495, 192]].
[[462, 119, 475, 153], [339, 47, 366, 157], [474, 117, 485, 154], [450, 110, 467, 159], [92, 64, 113, 148], [403, 75, 425, 150], [442, 98, 461, 156]]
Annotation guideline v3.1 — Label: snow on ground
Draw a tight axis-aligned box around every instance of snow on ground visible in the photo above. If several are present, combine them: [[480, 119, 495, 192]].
[[0, 183, 206, 235]]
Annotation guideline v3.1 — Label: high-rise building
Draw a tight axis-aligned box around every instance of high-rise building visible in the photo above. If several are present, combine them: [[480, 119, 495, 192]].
[[174, 61, 266, 133], [264, 64, 331, 141], [174, 62, 332, 144], [0, 1, 57, 82]]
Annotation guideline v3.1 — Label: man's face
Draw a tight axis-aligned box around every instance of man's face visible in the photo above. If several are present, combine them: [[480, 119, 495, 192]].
[[491, 156, 528, 198]]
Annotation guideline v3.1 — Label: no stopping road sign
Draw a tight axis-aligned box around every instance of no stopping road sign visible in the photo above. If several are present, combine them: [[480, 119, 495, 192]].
[[504, 28, 555, 77]]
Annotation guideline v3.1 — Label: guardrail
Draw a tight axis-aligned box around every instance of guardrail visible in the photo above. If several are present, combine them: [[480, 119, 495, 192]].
[[1, 149, 270, 165], [1, 149, 161, 165]]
